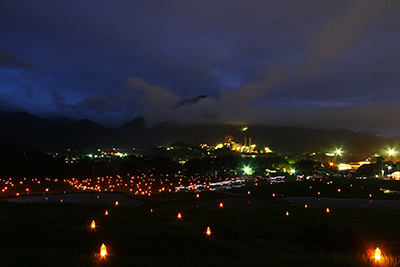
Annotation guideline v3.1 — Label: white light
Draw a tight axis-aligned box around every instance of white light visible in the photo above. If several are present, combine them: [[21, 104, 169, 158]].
[[335, 148, 343, 156]]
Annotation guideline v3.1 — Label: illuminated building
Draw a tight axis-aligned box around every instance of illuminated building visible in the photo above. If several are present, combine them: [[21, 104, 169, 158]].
[[391, 171, 400, 180], [224, 135, 233, 144], [338, 161, 371, 171]]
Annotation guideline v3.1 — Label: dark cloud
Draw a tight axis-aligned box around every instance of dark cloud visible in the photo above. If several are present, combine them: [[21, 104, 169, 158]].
[[77, 94, 115, 114], [295, 1, 399, 80], [0, 0, 399, 134], [0, 49, 32, 69], [175, 95, 207, 108]]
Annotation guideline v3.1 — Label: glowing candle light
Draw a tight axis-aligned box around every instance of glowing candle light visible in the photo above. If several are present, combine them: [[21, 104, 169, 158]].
[[91, 220, 96, 229], [100, 243, 107, 257], [375, 247, 381, 260], [219, 202, 224, 208], [272, 193, 275, 197], [177, 213, 182, 219], [338, 189, 341, 192], [105, 210, 108, 216], [326, 208, 330, 213], [286, 211, 289, 216], [115, 201, 119, 206], [196, 194, 199, 198], [248, 191, 250, 195], [206, 227, 211, 236], [305, 204, 307, 208]]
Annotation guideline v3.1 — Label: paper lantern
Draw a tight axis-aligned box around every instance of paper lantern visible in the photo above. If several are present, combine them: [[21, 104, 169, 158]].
[[375, 247, 381, 260], [100, 243, 107, 257], [206, 227, 211, 236]]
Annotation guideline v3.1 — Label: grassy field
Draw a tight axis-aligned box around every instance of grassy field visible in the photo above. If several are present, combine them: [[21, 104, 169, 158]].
[[1, 177, 400, 266]]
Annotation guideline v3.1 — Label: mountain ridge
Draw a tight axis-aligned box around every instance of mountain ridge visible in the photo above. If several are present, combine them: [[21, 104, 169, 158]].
[[0, 111, 393, 154]]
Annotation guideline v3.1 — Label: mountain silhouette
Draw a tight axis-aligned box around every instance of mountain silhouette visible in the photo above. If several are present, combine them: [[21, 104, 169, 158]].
[[0, 111, 392, 154]]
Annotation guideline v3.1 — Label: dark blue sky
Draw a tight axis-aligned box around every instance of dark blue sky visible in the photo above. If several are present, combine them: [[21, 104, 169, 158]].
[[1, 1, 400, 135]]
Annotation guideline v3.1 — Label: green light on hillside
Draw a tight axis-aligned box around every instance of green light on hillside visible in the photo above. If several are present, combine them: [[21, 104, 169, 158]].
[[243, 166, 252, 175]]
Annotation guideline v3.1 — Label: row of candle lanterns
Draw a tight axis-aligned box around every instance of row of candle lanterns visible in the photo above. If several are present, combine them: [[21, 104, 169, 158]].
[[88, 218, 108, 258], [93, 196, 217, 259], [175, 200, 226, 236], [87, 200, 119, 258], [92, 193, 384, 261]]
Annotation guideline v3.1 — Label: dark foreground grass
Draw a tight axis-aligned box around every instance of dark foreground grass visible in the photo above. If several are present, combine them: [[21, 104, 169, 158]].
[[232, 177, 400, 200], [1, 199, 400, 267]]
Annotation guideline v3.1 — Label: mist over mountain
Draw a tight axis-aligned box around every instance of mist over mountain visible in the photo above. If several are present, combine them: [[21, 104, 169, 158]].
[[0, 111, 392, 154]]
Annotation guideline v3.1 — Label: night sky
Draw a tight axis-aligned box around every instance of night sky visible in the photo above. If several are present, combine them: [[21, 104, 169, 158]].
[[1, 1, 400, 135]]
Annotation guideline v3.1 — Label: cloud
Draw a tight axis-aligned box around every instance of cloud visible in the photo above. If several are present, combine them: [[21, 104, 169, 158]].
[[1, 1, 400, 134], [174, 95, 207, 108], [0, 96, 22, 112], [0, 49, 32, 69], [125, 77, 181, 125], [77, 94, 116, 114], [296, 0, 398, 79]]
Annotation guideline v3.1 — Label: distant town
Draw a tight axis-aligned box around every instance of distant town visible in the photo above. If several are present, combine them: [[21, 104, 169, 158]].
[[2, 122, 400, 266]]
